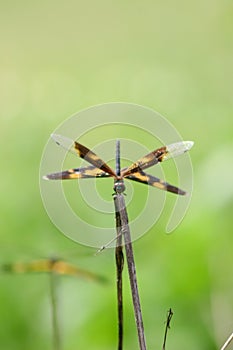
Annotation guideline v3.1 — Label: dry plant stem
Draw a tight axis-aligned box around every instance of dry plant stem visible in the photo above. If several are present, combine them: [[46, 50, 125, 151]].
[[114, 194, 124, 350], [49, 273, 61, 350], [162, 308, 173, 350], [220, 332, 233, 350], [115, 228, 124, 350], [114, 138, 124, 350], [114, 193, 147, 350]]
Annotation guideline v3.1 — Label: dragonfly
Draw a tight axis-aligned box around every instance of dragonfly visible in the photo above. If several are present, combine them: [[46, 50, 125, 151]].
[[43, 134, 193, 196], [43, 134, 194, 350], [1, 257, 105, 350], [1, 257, 105, 282]]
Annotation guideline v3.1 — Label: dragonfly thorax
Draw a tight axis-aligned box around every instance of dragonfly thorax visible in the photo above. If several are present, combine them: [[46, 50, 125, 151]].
[[114, 179, 125, 194]]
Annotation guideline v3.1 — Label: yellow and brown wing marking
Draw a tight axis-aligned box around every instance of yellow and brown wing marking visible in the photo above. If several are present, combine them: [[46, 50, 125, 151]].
[[51, 134, 117, 177], [121, 146, 167, 177], [125, 171, 186, 195], [121, 141, 194, 177], [51, 260, 106, 282], [43, 166, 111, 180], [1, 259, 106, 282], [73, 142, 117, 176], [1, 260, 52, 273]]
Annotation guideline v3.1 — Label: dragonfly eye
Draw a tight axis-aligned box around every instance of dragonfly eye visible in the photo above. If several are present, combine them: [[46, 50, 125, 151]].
[[114, 181, 125, 194]]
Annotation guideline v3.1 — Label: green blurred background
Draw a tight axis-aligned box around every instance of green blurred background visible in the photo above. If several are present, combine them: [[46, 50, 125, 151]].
[[1, 1, 233, 349]]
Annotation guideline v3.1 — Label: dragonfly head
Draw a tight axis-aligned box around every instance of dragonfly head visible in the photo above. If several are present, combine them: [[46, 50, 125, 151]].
[[114, 179, 125, 194]]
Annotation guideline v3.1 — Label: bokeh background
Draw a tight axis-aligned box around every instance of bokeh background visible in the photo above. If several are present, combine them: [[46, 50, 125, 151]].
[[0, 1, 233, 349]]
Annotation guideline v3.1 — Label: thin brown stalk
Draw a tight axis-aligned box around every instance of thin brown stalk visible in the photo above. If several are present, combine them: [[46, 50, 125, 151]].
[[115, 239, 124, 349], [114, 195, 124, 350], [162, 308, 173, 350], [114, 193, 147, 350]]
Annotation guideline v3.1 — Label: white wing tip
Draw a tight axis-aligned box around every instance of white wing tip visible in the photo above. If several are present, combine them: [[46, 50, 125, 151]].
[[184, 141, 194, 151], [165, 140, 194, 159], [51, 133, 62, 145], [50, 134, 74, 150], [42, 175, 49, 180]]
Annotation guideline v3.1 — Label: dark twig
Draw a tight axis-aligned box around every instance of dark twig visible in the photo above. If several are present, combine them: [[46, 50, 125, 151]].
[[115, 221, 124, 350], [114, 139, 124, 350], [162, 308, 173, 350], [114, 193, 147, 350]]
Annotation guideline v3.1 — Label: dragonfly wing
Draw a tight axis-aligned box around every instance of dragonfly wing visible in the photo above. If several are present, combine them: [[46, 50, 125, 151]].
[[1, 259, 106, 282], [1, 260, 51, 273], [125, 171, 186, 195], [53, 260, 107, 282], [51, 134, 117, 177], [121, 141, 194, 177], [43, 166, 111, 180]]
